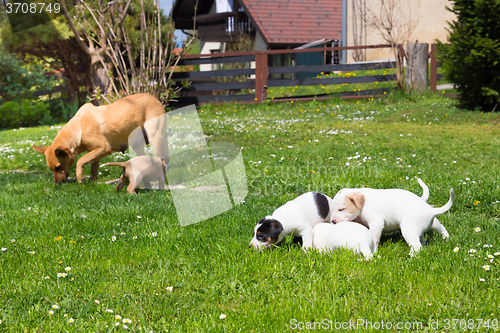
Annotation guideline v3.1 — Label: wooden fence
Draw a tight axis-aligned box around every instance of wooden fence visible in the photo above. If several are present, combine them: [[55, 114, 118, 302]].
[[170, 44, 400, 106]]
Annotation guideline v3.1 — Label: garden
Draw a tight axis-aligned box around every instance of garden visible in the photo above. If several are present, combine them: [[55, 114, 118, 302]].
[[1, 94, 500, 331]]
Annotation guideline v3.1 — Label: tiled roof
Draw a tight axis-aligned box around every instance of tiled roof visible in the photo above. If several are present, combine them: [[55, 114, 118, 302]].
[[239, 0, 343, 47]]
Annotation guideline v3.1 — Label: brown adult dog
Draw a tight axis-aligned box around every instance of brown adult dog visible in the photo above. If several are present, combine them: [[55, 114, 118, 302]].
[[33, 93, 168, 184], [102, 156, 167, 194]]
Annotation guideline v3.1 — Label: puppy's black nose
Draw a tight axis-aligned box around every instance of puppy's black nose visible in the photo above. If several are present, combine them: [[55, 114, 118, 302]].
[[332, 220, 337, 224], [249, 244, 252, 248]]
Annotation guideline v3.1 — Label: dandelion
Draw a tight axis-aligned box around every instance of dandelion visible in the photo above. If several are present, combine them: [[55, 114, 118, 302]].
[[453, 247, 459, 253], [166, 286, 173, 292], [473, 200, 481, 206], [68, 318, 74, 323], [475, 227, 481, 232], [65, 267, 71, 272], [52, 305, 60, 309], [111, 236, 117, 242], [219, 314, 226, 319], [152, 232, 157, 237], [483, 265, 490, 270]]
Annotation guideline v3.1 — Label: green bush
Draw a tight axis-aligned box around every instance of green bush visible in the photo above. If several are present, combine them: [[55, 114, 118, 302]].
[[0, 99, 50, 129], [0, 51, 56, 101], [437, 0, 500, 110]]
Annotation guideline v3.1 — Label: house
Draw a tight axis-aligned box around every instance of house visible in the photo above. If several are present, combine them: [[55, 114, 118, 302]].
[[172, 0, 343, 72], [172, 0, 456, 66]]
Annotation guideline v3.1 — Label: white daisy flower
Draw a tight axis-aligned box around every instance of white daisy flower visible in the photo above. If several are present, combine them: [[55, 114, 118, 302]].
[[453, 247, 459, 253], [219, 314, 226, 319], [166, 286, 173, 292], [475, 227, 481, 232], [483, 265, 491, 270]]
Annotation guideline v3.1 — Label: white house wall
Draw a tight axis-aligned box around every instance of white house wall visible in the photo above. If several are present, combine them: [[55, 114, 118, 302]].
[[344, 0, 456, 63]]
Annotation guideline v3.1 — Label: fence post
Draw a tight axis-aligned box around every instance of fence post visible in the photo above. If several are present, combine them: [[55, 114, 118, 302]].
[[405, 42, 429, 92], [255, 52, 268, 103], [430, 44, 437, 93], [396, 44, 405, 90]]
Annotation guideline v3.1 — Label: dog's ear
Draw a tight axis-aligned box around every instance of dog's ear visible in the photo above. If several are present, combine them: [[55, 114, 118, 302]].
[[346, 192, 365, 210], [32, 146, 48, 154], [268, 220, 284, 241], [55, 146, 71, 157]]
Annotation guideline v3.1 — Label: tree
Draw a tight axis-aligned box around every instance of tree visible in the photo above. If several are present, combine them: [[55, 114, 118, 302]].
[[437, 0, 500, 110], [356, 0, 418, 89], [1, 0, 195, 105], [60, 0, 195, 104], [0, 8, 90, 104]]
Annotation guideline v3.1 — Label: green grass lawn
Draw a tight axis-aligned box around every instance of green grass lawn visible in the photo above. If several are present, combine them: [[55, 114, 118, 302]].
[[1, 93, 500, 332]]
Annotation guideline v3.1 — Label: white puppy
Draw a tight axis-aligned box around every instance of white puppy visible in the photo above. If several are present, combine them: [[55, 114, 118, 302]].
[[330, 179, 454, 256], [249, 192, 335, 251], [313, 222, 374, 259]]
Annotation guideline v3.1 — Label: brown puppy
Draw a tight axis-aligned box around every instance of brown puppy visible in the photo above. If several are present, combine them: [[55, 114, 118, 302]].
[[102, 156, 167, 194], [33, 94, 168, 184]]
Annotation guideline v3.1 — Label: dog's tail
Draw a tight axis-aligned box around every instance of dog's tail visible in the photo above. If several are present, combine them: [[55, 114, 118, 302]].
[[418, 178, 429, 202], [101, 162, 127, 168], [433, 189, 455, 216]]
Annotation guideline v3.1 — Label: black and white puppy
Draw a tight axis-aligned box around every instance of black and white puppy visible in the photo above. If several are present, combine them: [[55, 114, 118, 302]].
[[249, 192, 334, 251]]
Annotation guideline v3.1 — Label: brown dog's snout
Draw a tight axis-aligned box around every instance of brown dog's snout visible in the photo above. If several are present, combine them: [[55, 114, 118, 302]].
[[53, 171, 69, 184]]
